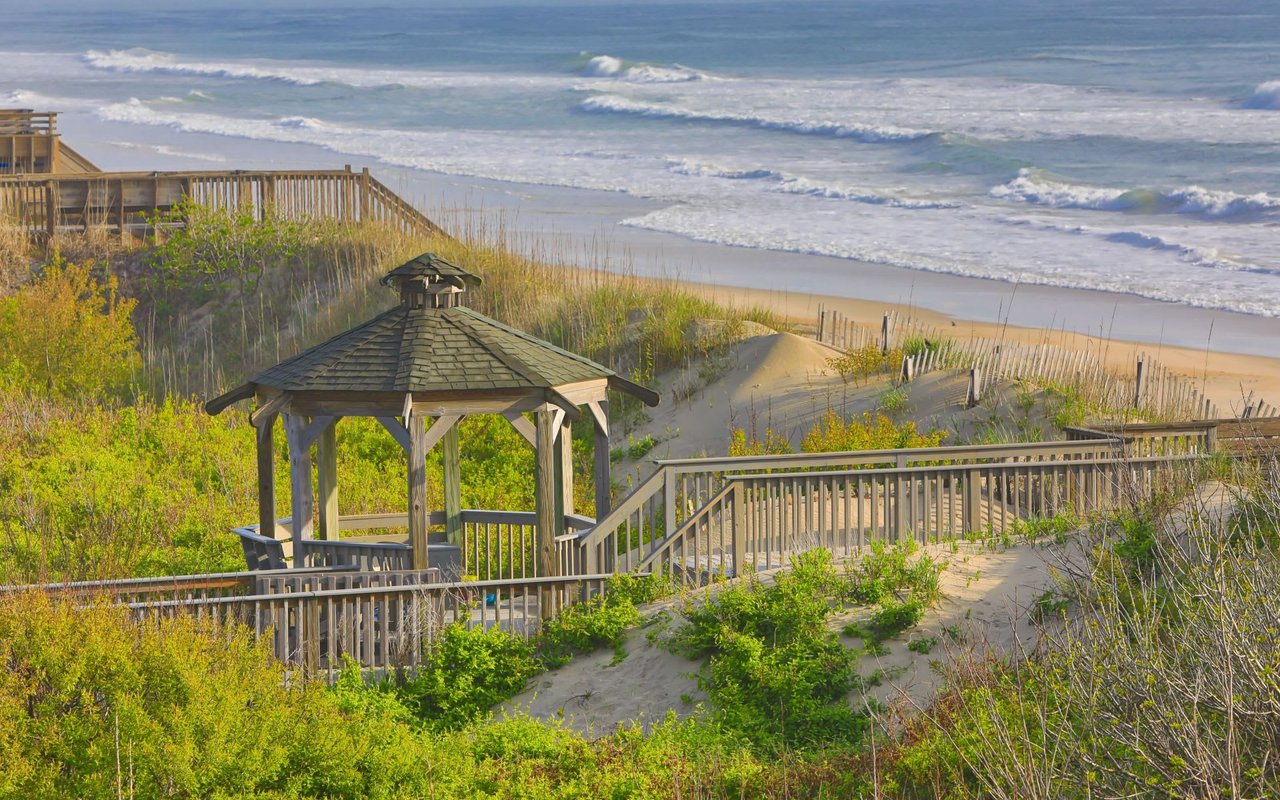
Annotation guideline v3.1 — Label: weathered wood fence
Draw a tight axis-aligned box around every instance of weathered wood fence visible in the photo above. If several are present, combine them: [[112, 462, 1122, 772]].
[[0, 166, 445, 239], [815, 307, 1227, 420]]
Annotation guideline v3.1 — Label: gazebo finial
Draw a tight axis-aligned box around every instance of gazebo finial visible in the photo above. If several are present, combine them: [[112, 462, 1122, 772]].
[[379, 252, 481, 310]]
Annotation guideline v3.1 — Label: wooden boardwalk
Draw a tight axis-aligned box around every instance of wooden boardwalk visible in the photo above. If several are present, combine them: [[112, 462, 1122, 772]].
[[0, 166, 445, 240], [6, 416, 1277, 680]]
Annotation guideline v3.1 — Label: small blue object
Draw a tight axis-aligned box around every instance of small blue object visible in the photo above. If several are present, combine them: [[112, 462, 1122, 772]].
[[485, 593, 497, 607]]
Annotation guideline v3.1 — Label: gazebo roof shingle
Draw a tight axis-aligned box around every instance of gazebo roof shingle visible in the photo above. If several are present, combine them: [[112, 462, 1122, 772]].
[[251, 305, 613, 394]]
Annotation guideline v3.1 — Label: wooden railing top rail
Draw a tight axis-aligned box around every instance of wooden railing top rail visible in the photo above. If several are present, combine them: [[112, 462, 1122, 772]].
[[125, 572, 623, 611], [1217, 418, 1280, 437], [0, 167, 365, 183], [0, 565, 357, 596], [722, 452, 1203, 483], [653, 438, 1123, 473]]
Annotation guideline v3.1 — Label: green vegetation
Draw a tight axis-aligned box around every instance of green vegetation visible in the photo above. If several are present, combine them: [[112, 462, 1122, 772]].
[[826, 342, 900, 385], [672, 550, 870, 751], [728, 411, 946, 459], [883, 467, 1280, 798], [800, 411, 946, 454], [0, 259, 139, 400], [670, 545, 944, 753]]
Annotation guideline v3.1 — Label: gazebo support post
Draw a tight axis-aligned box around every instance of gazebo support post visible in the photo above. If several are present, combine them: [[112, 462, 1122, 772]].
[[408, 413, 430, 570], [555, 419, 574, 520], [254, 412, 279, 540], [442, 424, 462, 545], [589, 400, 611, 520], [535, 408, 560, 578], [317, 421, 339, 540], [284, 413, 314, 562]]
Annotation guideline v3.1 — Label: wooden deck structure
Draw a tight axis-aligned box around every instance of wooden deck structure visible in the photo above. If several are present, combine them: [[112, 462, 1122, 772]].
[[5, 416, 1276, 680], [0, 108, 445, 239], [0, 110, 99, 175], [0, 166, 444, 240], [204, 253, 659, 577]]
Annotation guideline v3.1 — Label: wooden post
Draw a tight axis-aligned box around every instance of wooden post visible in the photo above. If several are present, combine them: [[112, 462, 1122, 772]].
[[408, 413, 430, 570], [591, 400, 611, 520], [535, 409, 560, 578], [284, 414, 314, 559], [360, 167, 371, 222], [817, 307, 826, 343], [45, 180, 56, 240], [555, 419, 574, 520], [731, 481, 746, 579], [255, 413, 278, 540], [317, 420, 339, 540], [1134, 358, 1146, 409], [963, 467, 982, 536], [442, 423, 462, 545], [966, 367, 981, 408], [881, 312, 890, 354]]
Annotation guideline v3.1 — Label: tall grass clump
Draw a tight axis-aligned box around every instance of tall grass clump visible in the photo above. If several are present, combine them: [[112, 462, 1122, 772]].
[[886, 458, 1280, 798]]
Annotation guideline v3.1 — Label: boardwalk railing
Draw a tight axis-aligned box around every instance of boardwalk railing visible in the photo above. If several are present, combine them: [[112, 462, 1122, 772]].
[[575, 438, 1133, 575], [126, 573, 615, 680], [0, 565, 358, 603], [0, 166, 445, 239], [634, 454, 1199, 585], [236, 509, 597, 580]]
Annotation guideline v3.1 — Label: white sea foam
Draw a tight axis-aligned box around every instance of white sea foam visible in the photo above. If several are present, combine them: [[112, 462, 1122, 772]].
[[621, 201, 1280, 317], [580, 94, 931, 143], [667, 159, 783, 180], [83, 48, 567, 90], [1244, 80, 1280, 110], [582, 53, 705, 83], [992, 169, 1280, 219], [775, 176, 960, 209]]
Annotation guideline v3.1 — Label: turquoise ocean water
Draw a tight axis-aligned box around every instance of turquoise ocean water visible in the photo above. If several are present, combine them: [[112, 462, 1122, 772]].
[[3, 0, 1279, 316]]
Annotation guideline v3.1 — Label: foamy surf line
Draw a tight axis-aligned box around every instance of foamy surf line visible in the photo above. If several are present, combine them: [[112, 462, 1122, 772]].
[[618, 207, 1280, 318], [579, 94, 931, 143], [992, 169, 1280, 219], [82, 48, 570, 90]]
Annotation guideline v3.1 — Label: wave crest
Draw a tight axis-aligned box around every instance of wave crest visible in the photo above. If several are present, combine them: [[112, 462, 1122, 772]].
[[991, 169, 1280, 219], [582, 53, 705, 83], [1244, 80, 1280, 110], [580, 94, 929, 143]]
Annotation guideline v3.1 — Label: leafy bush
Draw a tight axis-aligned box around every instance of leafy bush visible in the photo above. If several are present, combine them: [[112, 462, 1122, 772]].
[[673, 549, 868, 751], [844, 540, 943, 641], [826, 343, 901, 385], [0, 593, 435, 799], [0, 258, 138, 400], [540, 592, 642, 669], [801, 411, 946, 454], [393, 622, 543, 731]]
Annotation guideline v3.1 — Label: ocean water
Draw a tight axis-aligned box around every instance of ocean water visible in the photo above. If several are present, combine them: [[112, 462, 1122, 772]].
[[3, 0, 1280, 317]]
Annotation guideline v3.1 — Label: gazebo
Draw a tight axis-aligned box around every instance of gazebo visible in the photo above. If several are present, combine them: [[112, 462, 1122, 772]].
[[205, 253, 658, 576]]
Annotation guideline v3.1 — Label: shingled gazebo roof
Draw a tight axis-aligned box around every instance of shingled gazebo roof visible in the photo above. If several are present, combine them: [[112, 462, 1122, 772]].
[[205, 253, 658, 415]]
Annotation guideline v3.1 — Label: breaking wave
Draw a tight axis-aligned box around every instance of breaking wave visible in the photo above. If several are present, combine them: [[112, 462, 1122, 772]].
[[991, 169, 1280, 219]]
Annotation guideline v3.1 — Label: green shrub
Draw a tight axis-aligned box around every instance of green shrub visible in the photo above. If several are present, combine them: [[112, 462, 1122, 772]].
[[394, 622, 543, 731], [673, 550, 868, 751], [540, 592, 642, 669], [0, 258, 138, 400], [800, 411, 946, 454]]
